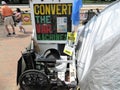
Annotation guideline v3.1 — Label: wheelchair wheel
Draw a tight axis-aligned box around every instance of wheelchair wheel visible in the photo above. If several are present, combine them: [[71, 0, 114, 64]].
[[19, 69, 50, 90]]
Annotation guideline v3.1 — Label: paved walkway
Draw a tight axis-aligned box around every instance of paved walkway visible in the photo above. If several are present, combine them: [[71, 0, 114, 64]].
[[0, 24, 32, 90]]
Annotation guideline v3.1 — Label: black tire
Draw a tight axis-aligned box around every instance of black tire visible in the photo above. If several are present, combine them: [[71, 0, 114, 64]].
[[18, 69, 50, 90]]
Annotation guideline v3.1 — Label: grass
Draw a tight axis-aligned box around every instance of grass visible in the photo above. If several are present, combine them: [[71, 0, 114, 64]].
[[83, 0, 114, 4]]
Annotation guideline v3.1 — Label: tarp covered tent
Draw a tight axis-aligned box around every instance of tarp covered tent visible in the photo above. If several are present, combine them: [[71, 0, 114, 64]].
[[76, 0, 120, 90]]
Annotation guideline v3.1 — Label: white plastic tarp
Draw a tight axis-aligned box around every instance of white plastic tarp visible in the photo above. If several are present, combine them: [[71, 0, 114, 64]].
[[77, 1, 120, 90]]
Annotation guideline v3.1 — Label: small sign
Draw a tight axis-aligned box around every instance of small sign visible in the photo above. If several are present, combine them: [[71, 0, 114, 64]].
[[22, 13, 31, 25], [63, 32, 77, 56], [67, 32, 77, 42], [57, 17, 67, 33], [63, 44, 74, 56]]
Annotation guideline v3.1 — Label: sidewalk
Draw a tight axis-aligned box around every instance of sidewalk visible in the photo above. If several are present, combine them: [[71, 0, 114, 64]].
[[0, 24, 33, 90]]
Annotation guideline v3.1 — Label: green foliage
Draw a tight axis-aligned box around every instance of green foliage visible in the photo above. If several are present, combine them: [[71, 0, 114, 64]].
[[83, 0, 115, 4]]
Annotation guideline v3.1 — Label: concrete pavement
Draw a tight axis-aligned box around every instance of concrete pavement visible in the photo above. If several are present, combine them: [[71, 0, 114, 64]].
[[0, 24, 32, 90]]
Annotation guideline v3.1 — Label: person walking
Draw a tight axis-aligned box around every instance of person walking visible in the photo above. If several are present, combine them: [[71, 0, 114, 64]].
[[15, 8, 26, 33], [1, 1, 15, 36], [82, 9, 96, 25], [95, 8, 100, 15]]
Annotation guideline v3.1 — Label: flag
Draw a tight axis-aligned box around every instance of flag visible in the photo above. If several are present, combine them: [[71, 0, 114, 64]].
[[71, 0, 82, 26]]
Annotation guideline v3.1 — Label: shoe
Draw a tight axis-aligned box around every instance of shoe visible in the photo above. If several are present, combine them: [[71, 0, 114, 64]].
[[7, 33, 11, 37], [13, 32, 15, 35], [14, 23, 17, 27]]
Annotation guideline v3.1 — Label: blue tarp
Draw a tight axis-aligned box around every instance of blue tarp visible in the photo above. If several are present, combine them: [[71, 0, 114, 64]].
[[71, 0, 82, 26]]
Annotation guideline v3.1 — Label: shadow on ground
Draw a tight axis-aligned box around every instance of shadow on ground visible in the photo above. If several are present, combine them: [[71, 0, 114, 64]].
[[0, 25, 33, 40]]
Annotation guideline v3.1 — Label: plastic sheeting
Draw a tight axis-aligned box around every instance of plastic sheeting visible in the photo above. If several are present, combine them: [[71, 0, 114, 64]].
[[71, 0, 82, 25], [77, 1, 120, 90]]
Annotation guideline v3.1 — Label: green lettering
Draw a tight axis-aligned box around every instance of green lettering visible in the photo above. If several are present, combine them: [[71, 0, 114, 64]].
[[46, 16, 51, 23]]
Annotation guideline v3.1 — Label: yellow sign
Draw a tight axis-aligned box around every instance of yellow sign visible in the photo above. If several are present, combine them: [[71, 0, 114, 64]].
[[67, 32, 77, 42], [22, 13, 31, 25], [63, 32, 77, 56], [63, 44, 74, 56]]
